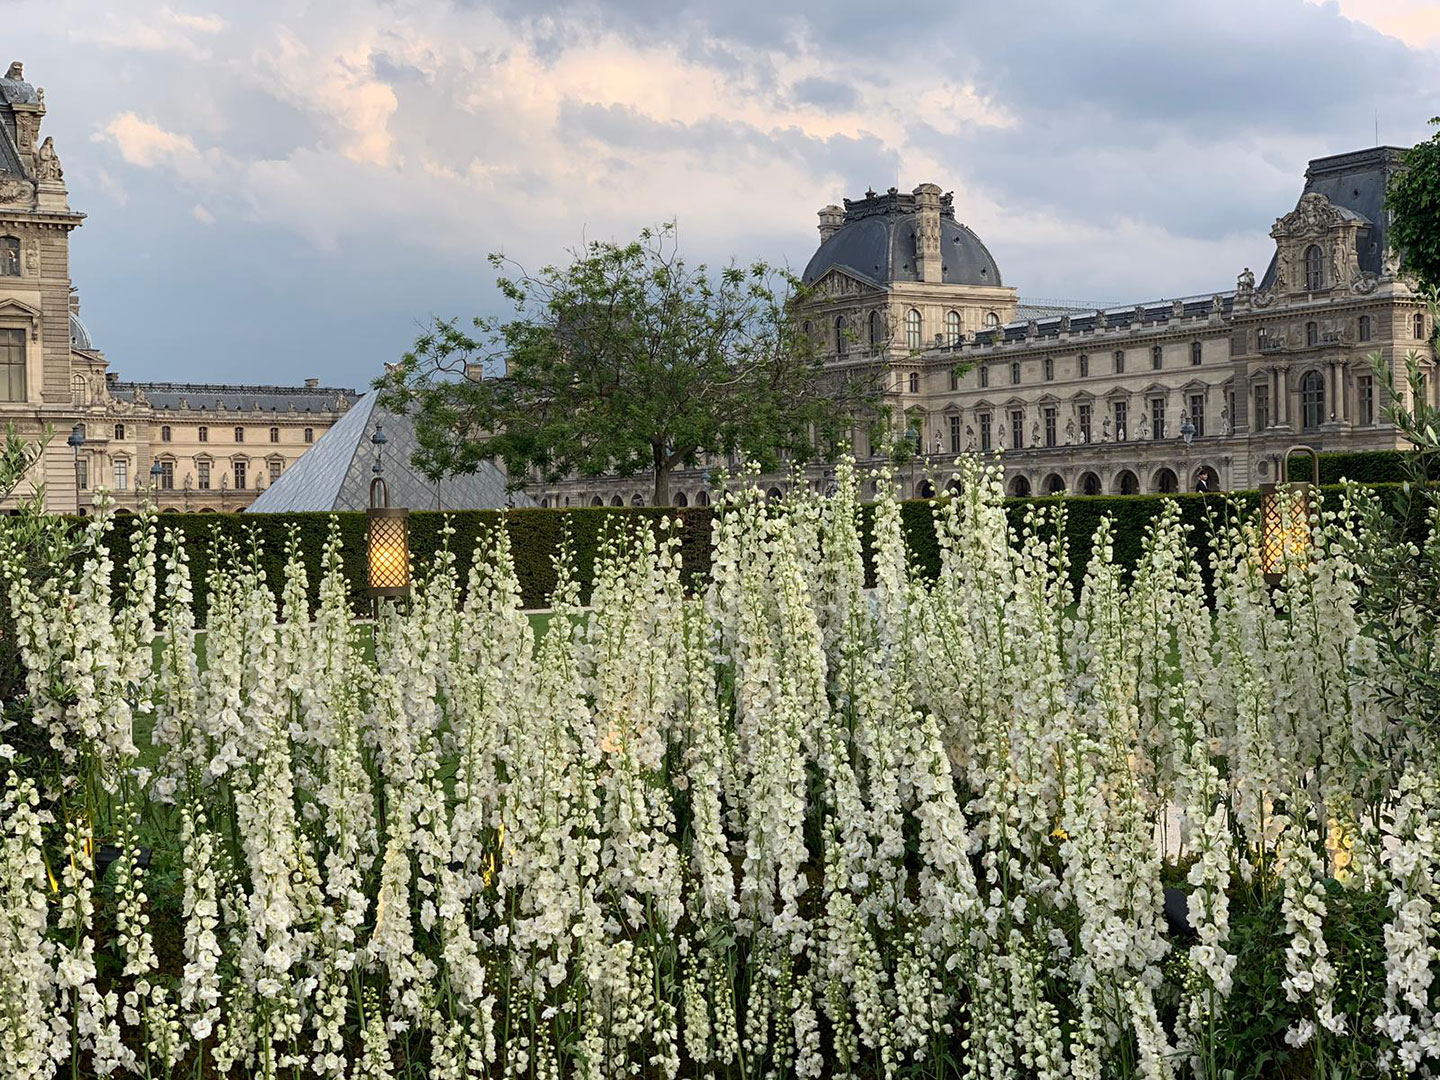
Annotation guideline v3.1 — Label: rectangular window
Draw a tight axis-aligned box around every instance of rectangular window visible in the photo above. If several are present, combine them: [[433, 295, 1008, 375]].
[[949, 369, 958, 391], [234, 461, 247, 490], [269, 459, 282, 484], [1189, 393, 1206, 437], [198, 460, 210, 490], [1078, 402, 1092, 443], [112, 459, 127, 491], [198, 426, 208, 443], [0, 328, 24, 402], [1191, 341, 1203, 366], [1010, 408, 1024, 450], [1152, 346, 1163, 371], [1044, 357, 1054, 381], [76, 457, 88, 491], [1357, 375, 1374, 426], [1044, 406, 1057, 447], [235, 427, 244, 443], [1079, 354, 1089, 377], [979, 412, 992, 452], [979, 364, 989, 388], [1115, 400, 1128, 440], [1254, 384, 1270, 429], [1358, 315, 1371, 342], [1151, 398, 1166, 440], [1114, 349, 1125, 374], [1010, 362, 1021, 385], [948, 414, 961, 453], [159, 460, 174, 491]]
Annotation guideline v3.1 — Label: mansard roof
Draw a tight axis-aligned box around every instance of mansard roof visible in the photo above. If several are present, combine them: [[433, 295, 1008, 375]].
[[110, 381, 361, 414]]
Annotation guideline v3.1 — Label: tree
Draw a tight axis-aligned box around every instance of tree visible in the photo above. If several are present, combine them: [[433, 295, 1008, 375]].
[[378, 226, 886, 506], [1388, 118, 1440, 294]]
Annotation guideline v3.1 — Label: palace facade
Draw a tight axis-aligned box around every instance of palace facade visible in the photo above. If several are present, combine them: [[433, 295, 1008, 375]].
[[0, 62, 357, 513], [545, 146, 1435, 507]]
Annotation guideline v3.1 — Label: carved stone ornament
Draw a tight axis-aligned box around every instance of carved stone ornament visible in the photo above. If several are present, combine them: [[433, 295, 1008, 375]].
[[1351, 272, 1379, 295], [35, 137, 61, 181], [1381, 246, 1402, 279], [23, 240, 37, 272], [0, 176, 32, 204], [1272, 192, 1348, 239]]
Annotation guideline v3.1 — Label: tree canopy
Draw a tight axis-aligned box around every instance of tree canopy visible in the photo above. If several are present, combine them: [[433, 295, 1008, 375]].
[[377, 226, 885, 505], [1388, 118, 1440, 295]]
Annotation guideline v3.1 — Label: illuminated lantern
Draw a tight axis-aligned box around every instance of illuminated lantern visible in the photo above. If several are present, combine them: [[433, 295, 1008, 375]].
[[1259, 444, 1318, 585], [366, 423, 410, 599]]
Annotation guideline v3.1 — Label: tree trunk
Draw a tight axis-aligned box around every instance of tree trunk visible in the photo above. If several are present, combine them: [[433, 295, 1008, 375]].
[[652, 442, 671, 506]]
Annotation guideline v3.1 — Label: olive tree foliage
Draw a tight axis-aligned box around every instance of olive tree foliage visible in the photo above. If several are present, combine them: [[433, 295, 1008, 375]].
[[1388, 117, 1440, 296], [378, 226, 887, 506]]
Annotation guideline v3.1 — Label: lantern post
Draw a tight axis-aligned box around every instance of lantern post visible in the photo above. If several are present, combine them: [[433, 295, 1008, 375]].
[[1258, 444, 1319, 585]]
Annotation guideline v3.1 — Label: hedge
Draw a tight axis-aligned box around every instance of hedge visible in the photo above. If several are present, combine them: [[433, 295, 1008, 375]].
[[1285, 449, 1413, 485], [89, 482, 1413, 626]]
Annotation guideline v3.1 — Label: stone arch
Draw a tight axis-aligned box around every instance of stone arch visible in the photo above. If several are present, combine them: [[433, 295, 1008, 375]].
[[695, 490, 710, 506], [917, 478, 935, 498], [674, 491, 688, 507], [1192, 465, 1220, 492], [609, 495, 624, 507], [1078, 471, 1102, 496], [630, 493, 645, 506], [1152, 467, 1179, 494], [589, 495, 604, 506], [1042, 472, 1065, 495], [767, 486, 783, 501], [1008, 474, 1032, 497], [1115, 469, 1140, 496]]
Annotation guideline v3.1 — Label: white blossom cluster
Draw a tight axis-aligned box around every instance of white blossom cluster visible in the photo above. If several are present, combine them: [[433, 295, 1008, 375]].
[[0, 459, 1434, 1079]]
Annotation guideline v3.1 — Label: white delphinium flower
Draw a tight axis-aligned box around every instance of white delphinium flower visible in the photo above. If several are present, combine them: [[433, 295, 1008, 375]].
[[679, 599, 737, 925], [908, 709, 982, 960], [354, 988, 396, 1080], [1123, 977, 1176, 1080], [179, 806, 223, 1041], [1376, 762, 1440, 1074], [149, 533, 202, 804], [0, 777, 68, 1079], [1008, 933, 1067, 1080], [1277, 810, 1345, 1045], [791, 971, 824, 1080]]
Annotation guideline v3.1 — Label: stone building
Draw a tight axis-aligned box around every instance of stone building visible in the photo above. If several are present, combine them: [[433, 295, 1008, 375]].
[[0, 61, 357, 514], [546, 146, 1435, 506]]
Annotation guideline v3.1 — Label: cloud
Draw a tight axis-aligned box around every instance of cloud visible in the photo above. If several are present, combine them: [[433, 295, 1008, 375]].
[[91, 113, 222, 183], [191, 203, 215, 224]]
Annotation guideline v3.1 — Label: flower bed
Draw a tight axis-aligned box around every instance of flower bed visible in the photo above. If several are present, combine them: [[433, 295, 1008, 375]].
[[1, 458, 1436, 1079]]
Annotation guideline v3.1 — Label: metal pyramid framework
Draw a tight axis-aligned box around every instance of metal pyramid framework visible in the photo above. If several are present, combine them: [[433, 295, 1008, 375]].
[[246, 392, 531, 513]]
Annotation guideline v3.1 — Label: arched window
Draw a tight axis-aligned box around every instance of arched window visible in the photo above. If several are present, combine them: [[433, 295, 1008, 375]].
[[304, 427, 314, 443], [908, 372, 919, 394], [269, 426, 280, 443], [695, 490, 710, 507], [71, 373, 88, 406], [766, 486, 783, 501], [1358, 315, 1371, 342], [1117, 470, 1140, 496], [113, 424, 124, 441], [984, 312, 1000, 329], [610, 495, 624, 507], [0, 237, 19, 276], [868, 310, 882, 351], [1044, 473, 1065, 495], [1010, 361, 1021, 385], [1193, 466, 1220, 492], [945, 310, 962, 345], [1009, 475, 1031, 497], [160, 424, 172, 443], [917, 479, 935, 499], [588, 495, 603, 506], [198, 425, 208, 443], [1079, 471, 1102, 496], [1191, 341, 1203, 366], [1416, 312, 1428, 340], [1306, 321, 1318, 346], [905, 309, 922, 350], [1078, 354, 1089, 377], [1154, 468, 1179, 494], [1304, 244, 1323, 291], [234, 426, 244, 443], [834, 316, 847, 358], [1301, 369, 1325, 430]]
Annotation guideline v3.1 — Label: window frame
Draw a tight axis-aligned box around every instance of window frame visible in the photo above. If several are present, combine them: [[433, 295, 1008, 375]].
[[0, 326, 23, 403], [905, 308, 922, 351], [1304, 244, 1323, 291]]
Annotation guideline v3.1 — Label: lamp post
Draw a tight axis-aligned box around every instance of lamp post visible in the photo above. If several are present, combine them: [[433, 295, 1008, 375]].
[[1259, 444, 1318, 585], [66, 423, 84, 515], [150, 459, 163, 498], [366, 422, 410, 603]]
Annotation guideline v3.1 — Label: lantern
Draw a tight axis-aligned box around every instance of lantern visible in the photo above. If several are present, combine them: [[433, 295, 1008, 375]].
[[366, 422, 409, 599], [1258, 444, 1318, 585]]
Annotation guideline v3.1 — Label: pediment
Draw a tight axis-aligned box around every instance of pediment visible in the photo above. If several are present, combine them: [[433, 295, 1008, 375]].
[[1271, 192, 1370, 240], [809, 266, 885, 300]]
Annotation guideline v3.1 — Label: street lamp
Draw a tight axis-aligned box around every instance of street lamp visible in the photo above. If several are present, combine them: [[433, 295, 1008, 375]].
[[1259, 444, 1319, 585], [366, 423, 410, 601], [66, 423, 85, 515]]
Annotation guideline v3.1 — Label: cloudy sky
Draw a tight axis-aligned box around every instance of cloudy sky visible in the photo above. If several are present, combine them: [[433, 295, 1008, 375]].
[[16, 0, 1440, 388]]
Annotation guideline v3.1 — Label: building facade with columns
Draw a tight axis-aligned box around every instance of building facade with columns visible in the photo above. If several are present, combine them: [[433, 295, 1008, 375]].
[[0, 62, 358, 513], [545, 146, 1434, 507]]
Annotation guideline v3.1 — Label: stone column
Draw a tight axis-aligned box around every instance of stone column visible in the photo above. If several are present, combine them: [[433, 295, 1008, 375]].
[[1271, 367, 1280, 428], [1327, 360, 1336, 421], [1338, 361, 1349, 422], [1278, 366, 1289, 427]]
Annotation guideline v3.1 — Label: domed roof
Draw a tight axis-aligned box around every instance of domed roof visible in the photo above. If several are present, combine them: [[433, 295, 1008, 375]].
[[802, 186, 1003, 289], [70, 310, 95, 351]]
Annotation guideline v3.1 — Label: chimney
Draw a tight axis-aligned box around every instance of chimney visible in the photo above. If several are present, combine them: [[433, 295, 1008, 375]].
[[304, 377, 319, 388], [817, 204, 844, 243], [913, 183, 943, 284]]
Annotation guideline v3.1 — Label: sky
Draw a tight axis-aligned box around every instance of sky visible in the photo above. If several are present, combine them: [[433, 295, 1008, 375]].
[[14, 0, 1440, 390]]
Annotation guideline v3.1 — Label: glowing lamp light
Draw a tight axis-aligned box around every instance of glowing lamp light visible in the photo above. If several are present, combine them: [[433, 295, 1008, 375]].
[[367, 422, 410, 599], [1258, 444, 1318, 586]]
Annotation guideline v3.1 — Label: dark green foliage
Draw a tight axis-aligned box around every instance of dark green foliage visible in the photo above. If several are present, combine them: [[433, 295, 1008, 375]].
[[1388, 119, 1440, 294], [1285, 450, 1413, 485]]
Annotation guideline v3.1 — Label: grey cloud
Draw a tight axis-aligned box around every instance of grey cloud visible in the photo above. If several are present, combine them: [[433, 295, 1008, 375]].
[[790, 75, 859, 112]]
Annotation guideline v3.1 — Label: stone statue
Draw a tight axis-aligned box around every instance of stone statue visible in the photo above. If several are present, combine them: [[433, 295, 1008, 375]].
[[1275, 246, 1293, 292], [1026, 319, 1038, 340], [1382, 246, 1402, 279], [1101, 416, 1112, 442], [1219, 406, 1231, 437], [1330, 240, 1349, 290], [1138, 412, 1151, 440], [1172, 299, 1184, 320], [998, 422, 1007, 446], [1060, 314, 1072, 333], [35, 137, 61, 181], [1031, 420, 1040, 447], [4, 62, 21, 81], [1064, 416, 1075, 445], [1133, 304, 1146, 324], [1095, 309, 1108, 329], [965, 424, 975, 452]]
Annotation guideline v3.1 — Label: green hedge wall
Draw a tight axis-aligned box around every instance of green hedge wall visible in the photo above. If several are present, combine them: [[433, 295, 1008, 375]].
[[96, 484, 1402, 625], [1285, 449, 1413, 485]]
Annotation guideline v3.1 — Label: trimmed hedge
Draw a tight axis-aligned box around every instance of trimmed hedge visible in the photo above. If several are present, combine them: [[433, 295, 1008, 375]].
[[1285, 449, 1413, 485], [97, 485, 1403, 625]]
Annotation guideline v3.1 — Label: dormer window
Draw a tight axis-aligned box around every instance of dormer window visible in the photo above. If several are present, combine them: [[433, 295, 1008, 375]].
[[1304, 245, 1323, 291], [0, 237, 19, 277]]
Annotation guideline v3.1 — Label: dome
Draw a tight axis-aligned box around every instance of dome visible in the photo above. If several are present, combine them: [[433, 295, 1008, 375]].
[[802, 186, 1003, 288], [70, 310, 95, 351]]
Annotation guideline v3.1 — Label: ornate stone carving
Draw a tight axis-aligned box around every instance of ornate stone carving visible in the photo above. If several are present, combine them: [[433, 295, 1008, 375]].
[[1030, 420, 1040, 447], [1101, 416, 1111, 442], [1381, 246, 1402, 279], [1172, 299, 1184, 320], [1059, 313, 1072, 333], [23, 240, 37, 272], [35, 137, 61, 181], [1236, 267, 1255, 302], [0, 177, 32, 204], [1095, 309, 1108, 329], [1219, 406, 1231, 437], [1064, 416, 1075, 445]]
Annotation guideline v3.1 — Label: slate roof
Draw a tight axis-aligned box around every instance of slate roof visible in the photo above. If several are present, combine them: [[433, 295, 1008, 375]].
[[109, 381, 361, 414], [956, 292, 1235, 349], [246, 391, 531, 513], [803, 187, 1004, 288], [1259, 146, 1408, 290]]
